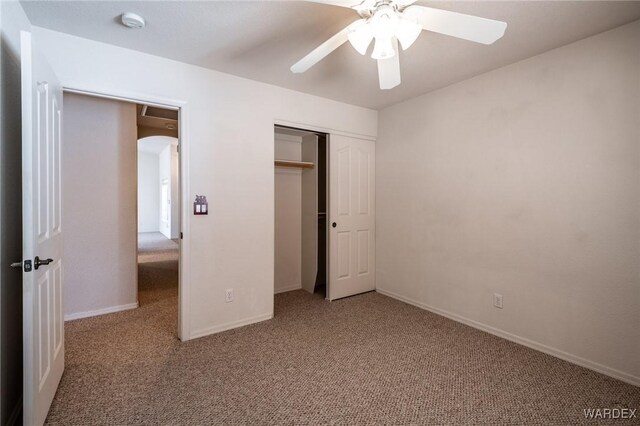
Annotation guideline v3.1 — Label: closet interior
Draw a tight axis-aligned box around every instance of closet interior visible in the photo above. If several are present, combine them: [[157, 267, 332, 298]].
[[274, 125, 328, 298]]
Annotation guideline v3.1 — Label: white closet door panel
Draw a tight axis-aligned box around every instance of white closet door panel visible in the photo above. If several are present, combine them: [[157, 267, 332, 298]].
[[329, 135, 375, 300]]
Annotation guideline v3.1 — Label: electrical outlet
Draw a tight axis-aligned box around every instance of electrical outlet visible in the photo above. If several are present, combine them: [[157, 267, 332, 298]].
[[225, 288, 234, 303], [493, 293, 503, 309]]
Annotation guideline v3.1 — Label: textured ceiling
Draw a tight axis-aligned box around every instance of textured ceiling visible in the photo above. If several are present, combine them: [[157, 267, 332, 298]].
[[21, 1, 640, 110]]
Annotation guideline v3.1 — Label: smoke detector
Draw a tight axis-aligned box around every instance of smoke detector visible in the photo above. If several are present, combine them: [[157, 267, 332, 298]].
[[121, 12, 146, 29]]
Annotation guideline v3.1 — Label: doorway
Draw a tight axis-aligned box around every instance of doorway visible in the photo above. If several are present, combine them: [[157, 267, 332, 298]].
[[136, 104, 181, 325], [61, 93, 183, 338], [274, 125, 328, 298]]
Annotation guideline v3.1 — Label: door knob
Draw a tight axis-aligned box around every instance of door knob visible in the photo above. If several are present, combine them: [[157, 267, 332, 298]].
[[332, 222, 337, 228], [34, 256, 53, 270]]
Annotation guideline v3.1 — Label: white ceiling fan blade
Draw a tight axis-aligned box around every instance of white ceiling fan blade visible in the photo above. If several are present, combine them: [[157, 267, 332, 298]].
[[291, 20, 361, 73], [392, 0, 419, 9], [403, 5, 507, 45], [377, 39, 401, 90], [304, 0, 371, 9]]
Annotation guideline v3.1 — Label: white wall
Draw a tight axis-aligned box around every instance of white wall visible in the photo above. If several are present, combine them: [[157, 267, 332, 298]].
[[158, 144, 171, 239], [63, 92, 138, 319], [158, 140, 180, 240], [170, 143, 179, 239], [0, 1, 29, 422], [34, 27, 377, 339], [376, 21, 640, 385], [274, 133, 302, 294], [138, 150, 160, 233], [138, 135, 178, 238]]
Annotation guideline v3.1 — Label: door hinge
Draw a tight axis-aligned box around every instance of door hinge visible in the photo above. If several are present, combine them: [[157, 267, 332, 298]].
[[180, 232, 183, 239]]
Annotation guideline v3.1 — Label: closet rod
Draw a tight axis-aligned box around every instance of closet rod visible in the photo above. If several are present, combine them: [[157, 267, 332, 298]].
[[274, 160, 314, 170]]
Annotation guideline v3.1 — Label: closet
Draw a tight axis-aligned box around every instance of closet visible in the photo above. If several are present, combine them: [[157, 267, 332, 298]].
[[274, 126, 328, 297], [274, 125, 376, 302]]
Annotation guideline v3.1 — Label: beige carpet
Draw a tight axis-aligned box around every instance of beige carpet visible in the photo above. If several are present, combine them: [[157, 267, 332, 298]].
[[46, 238, 639, 425]]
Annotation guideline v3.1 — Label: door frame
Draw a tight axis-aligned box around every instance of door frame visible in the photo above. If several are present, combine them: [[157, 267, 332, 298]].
[[273, 119, 376, 301], [64, 86, 191, 341], [274, 119, 376, 143]]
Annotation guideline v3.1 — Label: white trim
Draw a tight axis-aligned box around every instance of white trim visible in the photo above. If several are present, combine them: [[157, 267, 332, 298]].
[[61, 85, 191, 341], [274, 119, 376, 142], [274, 284, 302, 294], [376, 287, 640, 387], [178, 104, 191, 342], [64, 302, 138, 321], [190, 313, 273, 340], [63, 87, 182, 110]]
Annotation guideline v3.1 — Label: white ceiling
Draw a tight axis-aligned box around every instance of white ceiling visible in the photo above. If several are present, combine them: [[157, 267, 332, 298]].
[[21, 1, 640, 110]]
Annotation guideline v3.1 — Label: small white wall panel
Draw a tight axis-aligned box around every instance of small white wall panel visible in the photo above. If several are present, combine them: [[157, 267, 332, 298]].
[[37, 271, 51, 388], [53, 261, 63, 357], [37, 83, 49, 243]]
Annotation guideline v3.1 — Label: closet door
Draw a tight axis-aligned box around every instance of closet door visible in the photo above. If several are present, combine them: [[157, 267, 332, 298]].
[[328, 135, 375, 300]]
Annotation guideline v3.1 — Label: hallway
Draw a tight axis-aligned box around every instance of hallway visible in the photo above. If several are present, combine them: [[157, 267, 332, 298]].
[[137, 232, 179, 311]]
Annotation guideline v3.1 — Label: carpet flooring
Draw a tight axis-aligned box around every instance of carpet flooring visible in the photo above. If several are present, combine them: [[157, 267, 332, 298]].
[[46, 236, 639, 425]]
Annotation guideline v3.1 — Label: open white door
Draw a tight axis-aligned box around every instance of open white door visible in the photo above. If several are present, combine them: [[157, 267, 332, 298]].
[[328, 134, 375, 300], [21, 31, 64, 426]]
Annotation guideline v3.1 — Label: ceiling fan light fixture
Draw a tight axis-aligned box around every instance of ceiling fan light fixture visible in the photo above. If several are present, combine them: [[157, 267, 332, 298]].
[[289, 0, 508, 91], [395, 16, 422, 50], [347, 22, 374, 55], [371, 36, 396, 60], [370, 5, 399, 39]]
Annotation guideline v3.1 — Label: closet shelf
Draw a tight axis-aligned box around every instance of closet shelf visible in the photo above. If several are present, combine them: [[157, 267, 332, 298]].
[[275, 160, 314, 170]]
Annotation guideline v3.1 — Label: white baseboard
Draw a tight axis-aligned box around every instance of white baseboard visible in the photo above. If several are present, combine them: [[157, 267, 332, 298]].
[[64, 302, 139, 321], [7, 396, 22, 426], [274, 284, 302, 294], [189, 312, 273, 340], [376, 287, 640, 387]]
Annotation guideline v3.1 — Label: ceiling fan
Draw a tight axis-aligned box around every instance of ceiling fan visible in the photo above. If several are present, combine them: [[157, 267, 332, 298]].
[[291, 0, 507, 90]]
